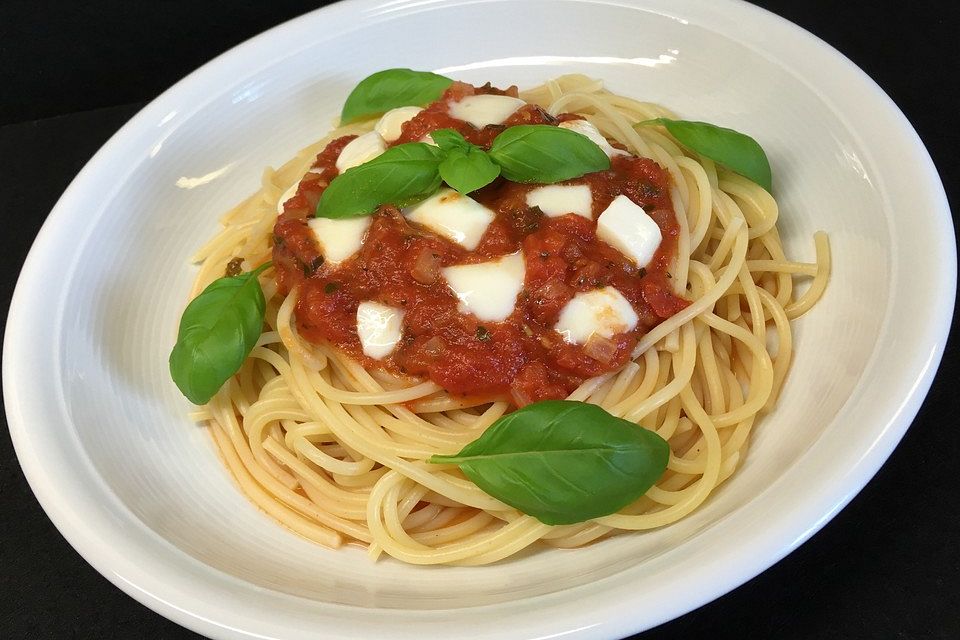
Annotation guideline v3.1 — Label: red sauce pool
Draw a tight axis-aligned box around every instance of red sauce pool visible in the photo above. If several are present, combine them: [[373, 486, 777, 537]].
[[272, 81, 688, 406]]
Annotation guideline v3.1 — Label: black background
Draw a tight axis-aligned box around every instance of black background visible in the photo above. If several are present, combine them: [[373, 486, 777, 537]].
[[1, 1, 958, 638]]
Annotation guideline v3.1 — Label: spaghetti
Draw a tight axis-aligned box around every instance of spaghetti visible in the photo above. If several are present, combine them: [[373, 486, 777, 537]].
[[184, 74, 830, 565]]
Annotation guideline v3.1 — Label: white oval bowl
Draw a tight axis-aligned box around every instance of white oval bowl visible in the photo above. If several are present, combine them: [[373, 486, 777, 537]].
[[4, 0, 954, 638]]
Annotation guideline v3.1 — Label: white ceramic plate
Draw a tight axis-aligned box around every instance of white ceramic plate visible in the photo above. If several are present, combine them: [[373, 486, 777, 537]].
[[4, 0, 954, 638]]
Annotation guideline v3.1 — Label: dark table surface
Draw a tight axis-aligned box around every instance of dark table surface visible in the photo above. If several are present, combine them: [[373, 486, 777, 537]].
[[1, 1, 958, 638]]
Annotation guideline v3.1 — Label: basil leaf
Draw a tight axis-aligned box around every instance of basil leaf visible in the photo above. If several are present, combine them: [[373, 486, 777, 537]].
[[439, 147, 501, 194], [340, 68, 452, 124], [638, 118, 772, 192], [169, 262, 271, 405], [429, 128, 471, 154], [429, 400, 668, 525], [489, 125, 610, 183], [430, 129, 499, 193], [316, 143, 445, 218]]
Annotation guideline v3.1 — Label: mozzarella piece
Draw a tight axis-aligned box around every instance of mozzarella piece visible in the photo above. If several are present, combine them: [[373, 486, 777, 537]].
[[525, 184, 593, 219], [307, 216, 372, 265], [404, 188, 494, 250], [276, 181, 300, 214], [558, 119, 629, 158], [356, 301, 404, 359], [555, 287, 639, 344], [448, 94, 526, 128], [335, 131, 387, 173], [595, 194, 663, 267], [442, 252, 526, 322], [374, 106, 423, 142]]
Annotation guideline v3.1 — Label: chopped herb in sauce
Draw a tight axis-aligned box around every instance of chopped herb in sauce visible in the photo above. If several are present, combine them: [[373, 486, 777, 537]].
[[640, 182, 662, 199], [476, 326, 492, 342], [324, 282, 339, 294], [303, 256, 324, 277], [224, 257, 244, 277]]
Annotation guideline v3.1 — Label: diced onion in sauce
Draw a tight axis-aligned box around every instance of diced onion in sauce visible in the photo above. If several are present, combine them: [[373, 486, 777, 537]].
[[583, 333, 618, 364], [411, 247, 441, 285], [421, 336, 446, 358], [535, 277, 571, 301], [510, 386, 534, 408]]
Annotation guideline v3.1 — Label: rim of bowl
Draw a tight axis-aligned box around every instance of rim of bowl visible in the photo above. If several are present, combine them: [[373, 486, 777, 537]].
[[3, 0, 955, 639]]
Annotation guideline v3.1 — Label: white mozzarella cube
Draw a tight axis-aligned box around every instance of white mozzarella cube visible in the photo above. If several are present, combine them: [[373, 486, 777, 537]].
[[525, 184, 593, 219], [335, 131, 387, 173], [448, 94, 526, 128], [595, 194, 663, 267], [356, 301, 405, 359], [558, 119, 630, 158], [442, 252, 526, 322], [554, 287, 639, 344], [307, 216, 372, 265], [374, 106, 423, 142], [404, 188, 494, 250]]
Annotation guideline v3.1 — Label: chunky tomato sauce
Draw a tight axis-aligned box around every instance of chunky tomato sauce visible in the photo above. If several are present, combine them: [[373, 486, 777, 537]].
[[273, 81, 688, 405]]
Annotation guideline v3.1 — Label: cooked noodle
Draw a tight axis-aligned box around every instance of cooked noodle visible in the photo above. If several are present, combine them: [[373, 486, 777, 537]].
[[185, 75, 830, 565]]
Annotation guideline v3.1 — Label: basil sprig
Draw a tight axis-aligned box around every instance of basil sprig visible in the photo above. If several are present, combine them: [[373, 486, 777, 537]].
[[341, 68, 453, 124], [316, 126, 608, 219], [432, 129, 501, 194], [429, 400, 669, 525], [169, 262, 271, 404], [637, 118, 772, 191]]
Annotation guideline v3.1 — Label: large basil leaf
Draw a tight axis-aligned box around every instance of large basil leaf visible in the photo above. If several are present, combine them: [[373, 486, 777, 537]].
[[429, 400, 668, 525], [340, 68, 453, 124], [316, 143, 445, 218], [638, 118, 772, 191], [488, 125, 610, 184], [169, 262, 271, 405]]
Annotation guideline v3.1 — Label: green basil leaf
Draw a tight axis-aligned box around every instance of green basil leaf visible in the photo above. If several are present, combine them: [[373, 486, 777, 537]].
[[340, 68, 453, 124], [638, 118, 772, 192], [429, 400, 668, 525], [169, 262, 272, 405], [316, 143, 445, 218], [488, 124, 610, 184], [439, 147, 501, 194], [429, 128, 472, 154]]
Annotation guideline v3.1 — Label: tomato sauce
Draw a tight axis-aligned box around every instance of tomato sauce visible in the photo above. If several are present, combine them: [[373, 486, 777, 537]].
[[272, 81, 688, 406]]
